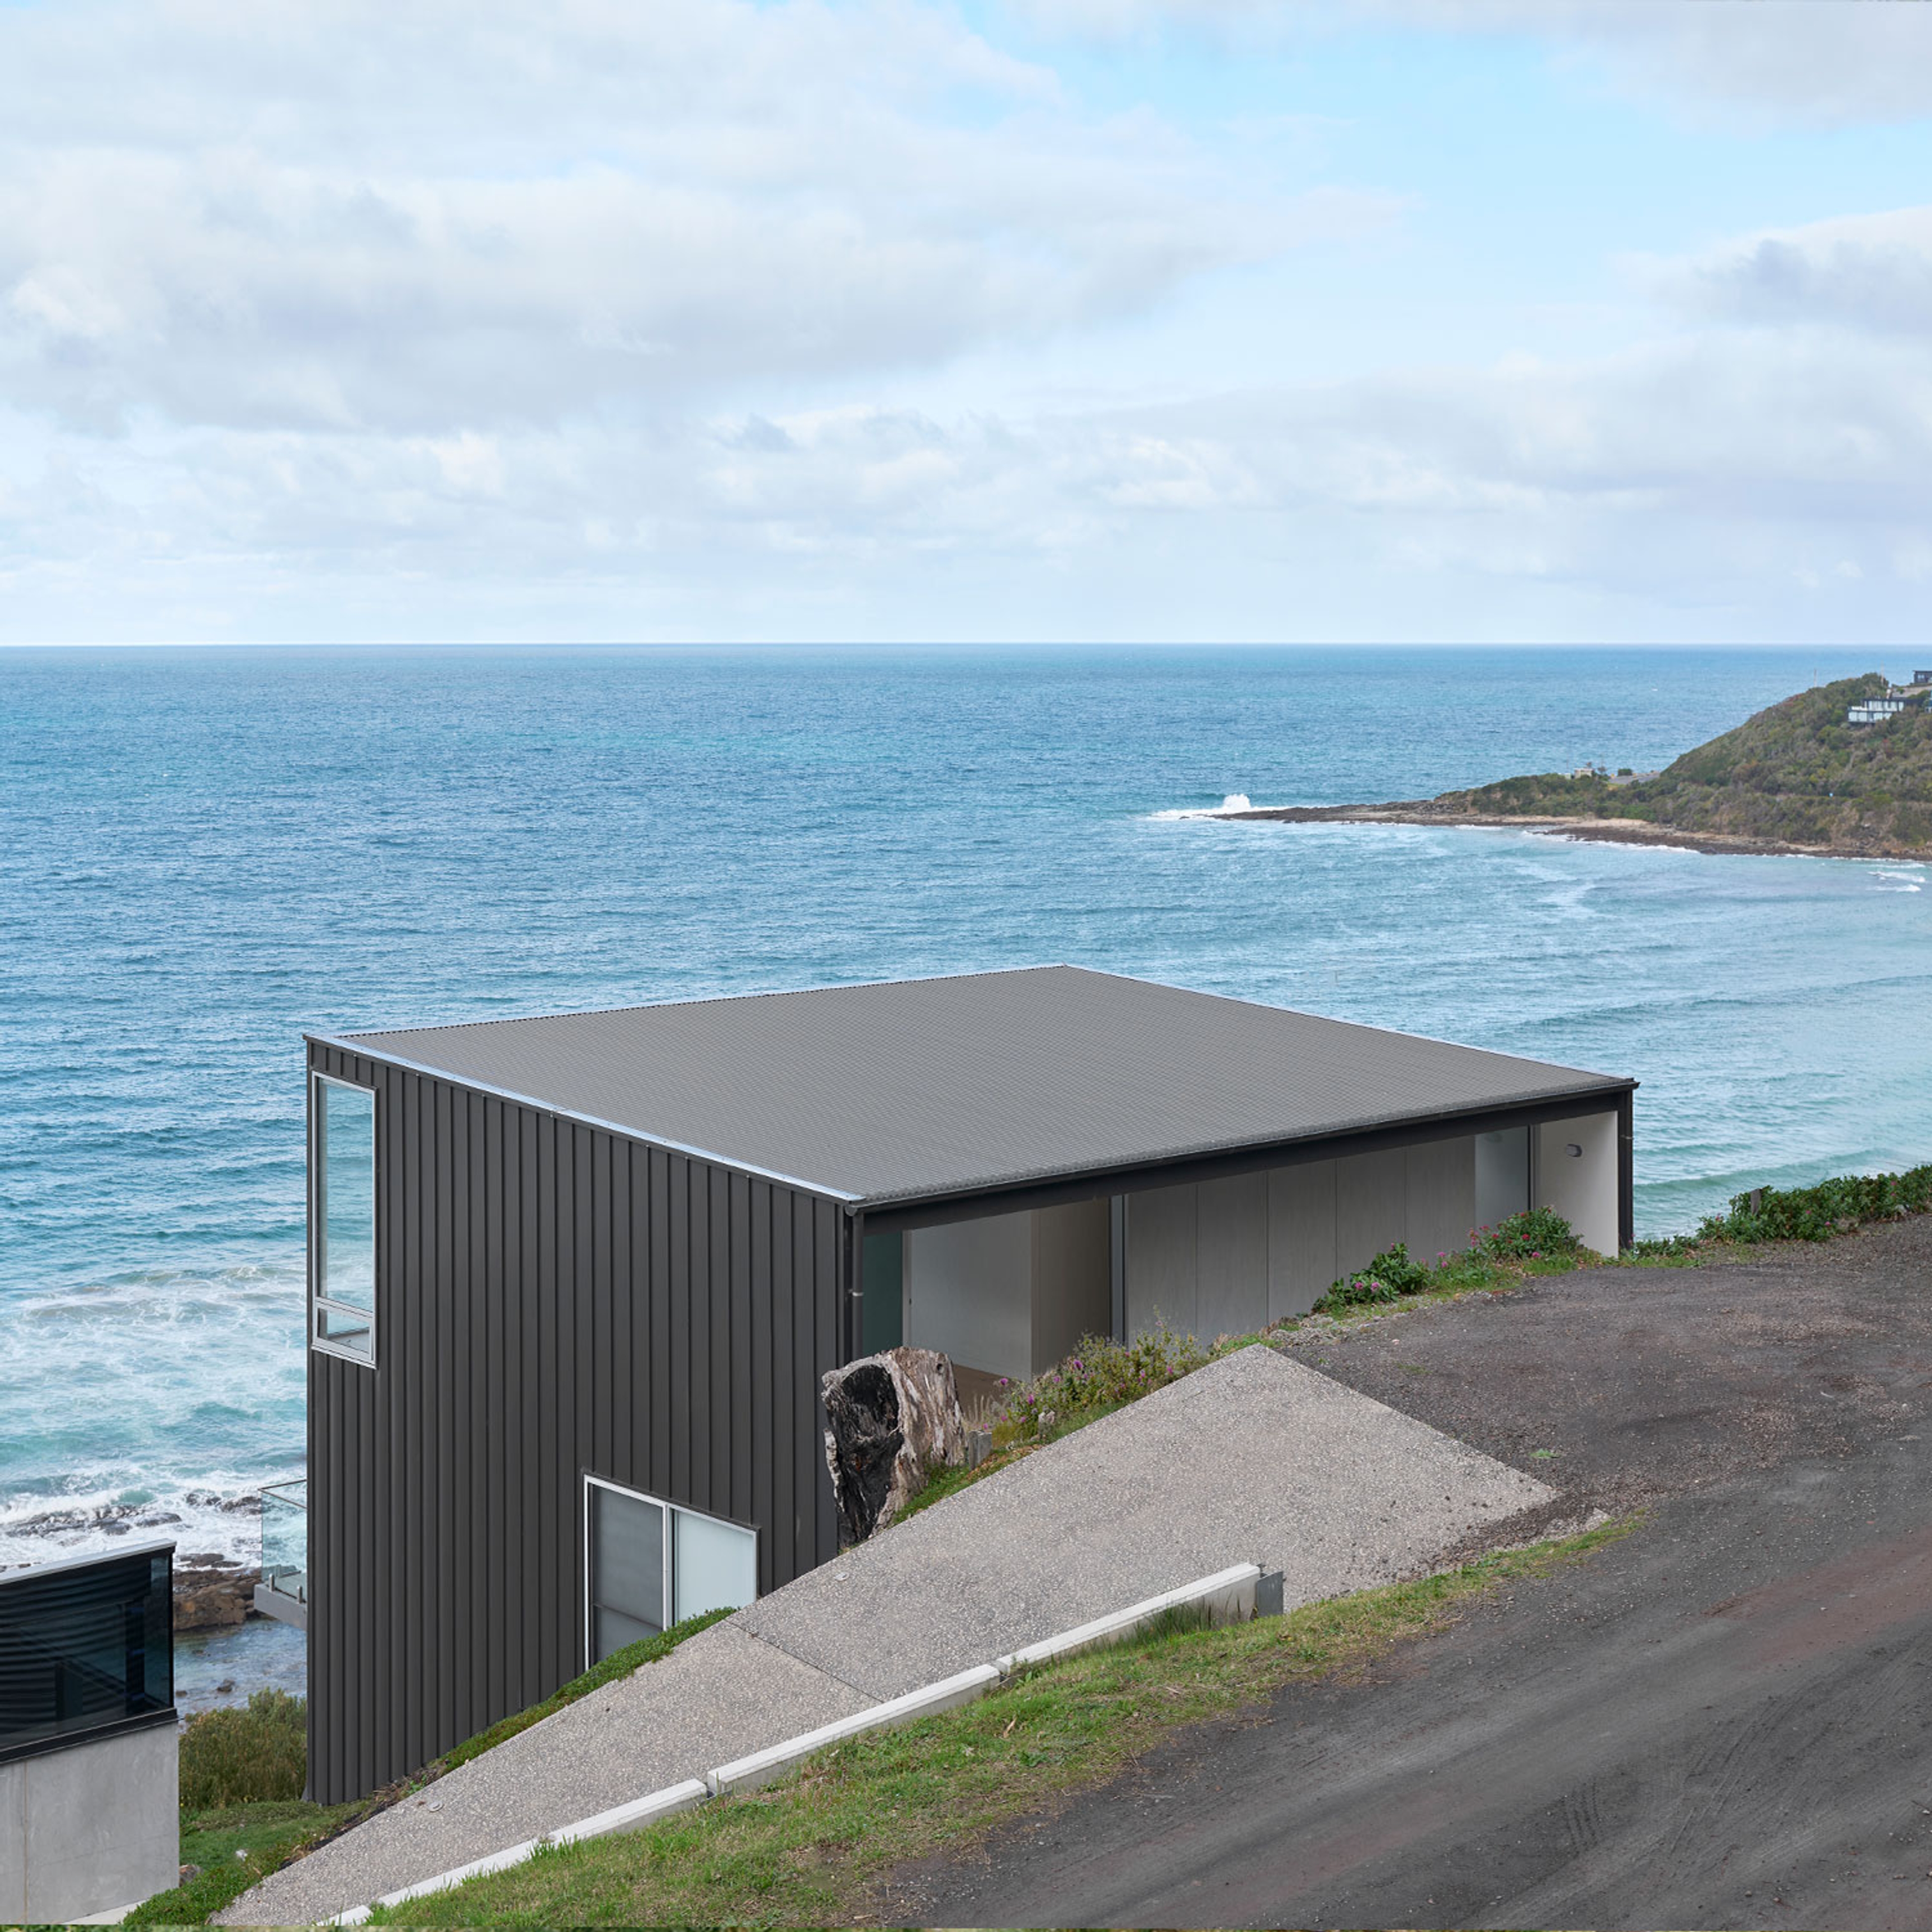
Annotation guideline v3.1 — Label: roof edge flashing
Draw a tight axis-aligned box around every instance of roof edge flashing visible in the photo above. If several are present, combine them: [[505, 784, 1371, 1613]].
[[324, 962, 1080, 1048], [303, 1033, 863, 1203]]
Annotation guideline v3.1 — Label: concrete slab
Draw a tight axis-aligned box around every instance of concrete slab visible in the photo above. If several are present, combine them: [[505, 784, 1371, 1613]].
[[737, 1344, 1554, 1699], [220, 1620, 869, 1925]]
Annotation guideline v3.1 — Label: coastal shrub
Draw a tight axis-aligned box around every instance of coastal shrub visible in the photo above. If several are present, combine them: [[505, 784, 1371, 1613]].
[[1316, 1242, 1431, 1312], [1478, 1207, 1580, 1261], [991, 1323, 1215, 1445], [1697, 1164, 1932, 1244], [179, 1689, 307, 1809]]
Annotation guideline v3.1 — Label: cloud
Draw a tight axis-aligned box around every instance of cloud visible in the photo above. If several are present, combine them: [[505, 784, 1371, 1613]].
[[1661, 206, 1932, 336], [1009, 0, 1932, 127], [0, 0, 1387, 438], [12, 305, 1932, 644]]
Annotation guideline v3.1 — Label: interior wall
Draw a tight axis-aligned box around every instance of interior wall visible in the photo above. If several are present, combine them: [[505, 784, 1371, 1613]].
[[1031, 1197, 1112, 1370], [1536, 1112, 1620, 1257], [906, 1210, 1032, 1381], [1125, 1135, 1479, 1337]]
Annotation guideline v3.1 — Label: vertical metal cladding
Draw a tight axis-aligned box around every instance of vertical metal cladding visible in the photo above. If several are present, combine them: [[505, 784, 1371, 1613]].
[[304, 1041, 847, 1806]]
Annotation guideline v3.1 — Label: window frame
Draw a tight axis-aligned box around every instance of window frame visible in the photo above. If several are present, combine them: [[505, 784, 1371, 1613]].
[[582, 1473, 760, 1668], [310, 1070, 379, 1369]]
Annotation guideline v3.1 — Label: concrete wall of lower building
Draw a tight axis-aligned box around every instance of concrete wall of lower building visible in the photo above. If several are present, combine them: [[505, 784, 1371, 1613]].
[[1125, 1135, 1481, 1338], [0, 1720, 178, 1922], [1536, 1111, 1621, 1257]]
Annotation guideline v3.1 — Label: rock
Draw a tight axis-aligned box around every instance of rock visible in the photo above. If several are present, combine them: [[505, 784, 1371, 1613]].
[[173, 1564, 261, 1631], [821, 1346, 968, 1546]]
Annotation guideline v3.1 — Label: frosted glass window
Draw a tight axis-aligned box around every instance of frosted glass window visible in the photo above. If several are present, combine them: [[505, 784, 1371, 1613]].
[[589, 1484, 666, 1662], [585, 1477, 759, 1665], [312, 1076, 377, 1364], [672, 1508, 758, 1624]]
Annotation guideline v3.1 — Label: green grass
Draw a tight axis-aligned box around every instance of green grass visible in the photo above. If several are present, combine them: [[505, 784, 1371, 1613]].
[[125, 1797, 371, 1926], [125, 1611, 736, 1924], [371, 1516, 1635, 1927]]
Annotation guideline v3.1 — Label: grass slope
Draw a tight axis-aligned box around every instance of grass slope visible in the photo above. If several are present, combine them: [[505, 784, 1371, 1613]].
[[370, 1519, 1633, 1927], [1435, 672, 1932, 849]]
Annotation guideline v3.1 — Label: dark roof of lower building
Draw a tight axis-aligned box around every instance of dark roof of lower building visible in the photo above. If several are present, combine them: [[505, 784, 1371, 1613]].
[[324, 966, 1630, 1208]]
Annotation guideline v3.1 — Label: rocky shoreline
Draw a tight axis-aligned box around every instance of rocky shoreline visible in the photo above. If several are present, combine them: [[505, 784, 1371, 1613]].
[[1227, 801, 1931, 863]]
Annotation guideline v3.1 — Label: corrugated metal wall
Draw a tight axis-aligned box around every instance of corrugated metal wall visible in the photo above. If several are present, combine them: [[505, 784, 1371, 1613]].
[[305, 1041, 847, 1805]]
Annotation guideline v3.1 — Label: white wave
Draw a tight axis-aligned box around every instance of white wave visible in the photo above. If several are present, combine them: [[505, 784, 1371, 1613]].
[[0, 1471, 294, 1571], [1872, 867, 1924, 892], [1149, 792, 1258, 822]]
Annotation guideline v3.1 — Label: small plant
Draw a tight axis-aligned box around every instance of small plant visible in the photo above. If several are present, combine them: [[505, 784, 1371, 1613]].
[[178, 1689, 307, 1810], [1315, 1241, 1430, 1312], [1478, 1207, 1579, 1261]]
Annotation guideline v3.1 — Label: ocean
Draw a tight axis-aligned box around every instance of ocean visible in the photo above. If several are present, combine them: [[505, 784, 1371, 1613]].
[[6, 643, 1929, 1602]]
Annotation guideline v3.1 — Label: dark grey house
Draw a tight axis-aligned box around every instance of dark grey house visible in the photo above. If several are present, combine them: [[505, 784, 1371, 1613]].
[[301, 966, 1634, 1801]]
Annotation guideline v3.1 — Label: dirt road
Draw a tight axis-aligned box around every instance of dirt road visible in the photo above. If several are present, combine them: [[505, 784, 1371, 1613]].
[[893, 1220, 1932, 1930]]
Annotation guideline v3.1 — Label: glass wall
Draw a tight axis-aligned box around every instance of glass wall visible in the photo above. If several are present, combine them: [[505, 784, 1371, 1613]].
[[313, 1076, 376, 1363], [860, 1230, 904, 1355], [1475, 1125, 1531, 1234], [585, 1479, 757, 1665], [0, 1547, 174, 1763]]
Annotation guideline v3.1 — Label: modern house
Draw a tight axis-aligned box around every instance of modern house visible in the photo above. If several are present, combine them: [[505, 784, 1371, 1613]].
[[0, 1543, 179, 1920], [300, 965, 1635, 1801]]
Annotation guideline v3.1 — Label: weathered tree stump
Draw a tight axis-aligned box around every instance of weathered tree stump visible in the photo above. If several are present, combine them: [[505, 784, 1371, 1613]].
[[821, 1346, 969, 1545]]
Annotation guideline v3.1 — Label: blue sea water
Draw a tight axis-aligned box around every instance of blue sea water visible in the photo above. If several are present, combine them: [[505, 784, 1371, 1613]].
[[5, 642, 1931, 1574]]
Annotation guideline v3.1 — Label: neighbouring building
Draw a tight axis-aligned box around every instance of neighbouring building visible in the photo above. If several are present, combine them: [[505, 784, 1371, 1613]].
[[0, 1543, 179, 1920], [297, 965, 1635, 1800]]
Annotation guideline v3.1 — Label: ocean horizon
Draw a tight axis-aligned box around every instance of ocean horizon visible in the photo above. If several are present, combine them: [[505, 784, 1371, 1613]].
[[6, 641, 1929, 1589]]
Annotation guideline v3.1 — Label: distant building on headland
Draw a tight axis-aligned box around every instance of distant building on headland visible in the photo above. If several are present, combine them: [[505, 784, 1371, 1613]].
[[1847, 676, 1932, 727]]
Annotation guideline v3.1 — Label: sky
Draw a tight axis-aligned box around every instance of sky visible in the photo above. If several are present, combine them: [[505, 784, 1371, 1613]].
[[4, 0, 1932, 644]]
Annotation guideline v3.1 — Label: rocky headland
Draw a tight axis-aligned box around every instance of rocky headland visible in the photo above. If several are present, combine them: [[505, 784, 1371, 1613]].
[[1233, 672, 1932, 862]]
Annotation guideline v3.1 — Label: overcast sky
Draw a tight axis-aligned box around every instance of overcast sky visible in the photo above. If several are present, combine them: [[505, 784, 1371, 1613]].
[[5, 0, 1932, 643]]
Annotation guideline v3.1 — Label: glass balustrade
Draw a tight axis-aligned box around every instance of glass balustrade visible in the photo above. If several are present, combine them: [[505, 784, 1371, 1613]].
[[259, 1480, 308, 1612]]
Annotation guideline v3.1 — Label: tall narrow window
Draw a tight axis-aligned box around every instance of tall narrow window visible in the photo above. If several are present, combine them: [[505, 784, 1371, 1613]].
[[312, 1075, 377, 1364], [585, 1477, 758, 1666]]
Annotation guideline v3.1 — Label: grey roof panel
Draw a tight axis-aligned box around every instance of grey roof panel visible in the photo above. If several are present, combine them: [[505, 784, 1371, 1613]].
[[334, 967, 1629, 1205]]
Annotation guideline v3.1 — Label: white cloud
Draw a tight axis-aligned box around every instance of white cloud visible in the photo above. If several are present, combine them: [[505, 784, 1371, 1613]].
[[0, 0, 1386, 438], [1661, 206, 1932, 336], [1010, 0, 1932, 127], [11, 308, 1932, 643]]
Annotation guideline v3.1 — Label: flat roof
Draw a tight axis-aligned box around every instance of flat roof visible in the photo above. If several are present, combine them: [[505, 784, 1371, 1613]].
[[327, 967, 1631, 1208]]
